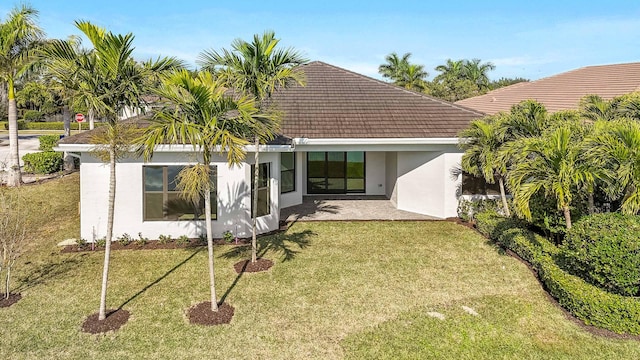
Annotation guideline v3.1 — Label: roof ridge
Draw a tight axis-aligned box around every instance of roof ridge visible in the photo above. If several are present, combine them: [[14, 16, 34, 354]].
[[306, 61, 485, 116]]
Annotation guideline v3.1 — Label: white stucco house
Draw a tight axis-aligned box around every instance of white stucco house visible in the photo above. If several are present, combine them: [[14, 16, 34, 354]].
[[56, 61, 484, 242]]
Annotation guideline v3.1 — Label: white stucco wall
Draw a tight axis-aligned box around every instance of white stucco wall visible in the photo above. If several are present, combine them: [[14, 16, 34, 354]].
[[365, 152, 386, 195], [394, 148, 462, 218], [385, 151, 398, 205], [79, 151, 279, 242]]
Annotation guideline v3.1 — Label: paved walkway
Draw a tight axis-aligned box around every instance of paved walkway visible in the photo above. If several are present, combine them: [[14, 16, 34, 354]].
[[281, 196, 439, 222]]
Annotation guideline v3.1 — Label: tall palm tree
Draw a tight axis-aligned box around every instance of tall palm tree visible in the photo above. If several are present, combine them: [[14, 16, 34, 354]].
[[587, 118, 640, 215], [43, 21, 180, 321], [397, 64, 428, 92], [463, 58, 495, 89], [434, 59, 465, 83], [459, 115, 510, 216], [508, 126, 593, 229], [0, 5, 44, 186], [140, 70, 258, 312], [379, 52, 410, 82], [579, 94, 621, 122], [198, 30, 307, 264]]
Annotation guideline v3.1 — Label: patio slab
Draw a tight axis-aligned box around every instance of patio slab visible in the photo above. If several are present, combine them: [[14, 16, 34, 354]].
[[281, 196, 439, 222]]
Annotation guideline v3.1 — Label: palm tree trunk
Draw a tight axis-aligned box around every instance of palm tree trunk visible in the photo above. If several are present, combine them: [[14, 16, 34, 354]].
[[98, 146, 116, 321], [562, 205, 572, 230], [88, 108, 95, 130], [5, 266, 10, 299], [251, 137, 259, 263], [63, 105, 74, 171], [588, 191, 595, 215], [204, 180, 218, 312], [7, 78, 21, 187], [498, 176, 510, 217]]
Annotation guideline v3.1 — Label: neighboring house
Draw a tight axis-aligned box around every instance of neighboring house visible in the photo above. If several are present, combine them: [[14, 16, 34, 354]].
[[456, 62, 640, 114], [57, 61, 483, 241]]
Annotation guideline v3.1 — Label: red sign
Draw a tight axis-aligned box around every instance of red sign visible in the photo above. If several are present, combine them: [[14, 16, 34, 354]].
[[76, 113, 85, 123]]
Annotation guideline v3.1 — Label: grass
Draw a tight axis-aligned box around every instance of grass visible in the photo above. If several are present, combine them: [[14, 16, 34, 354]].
[[1, 173, 639, 359]]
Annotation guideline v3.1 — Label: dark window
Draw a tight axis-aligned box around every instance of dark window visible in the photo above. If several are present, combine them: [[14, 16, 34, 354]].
[[251, 163, 271, 217], [280, 152, 295, 193], [143, 165, 217, 221], [461, 172, 501, 196], [307, 152, 365, 194]]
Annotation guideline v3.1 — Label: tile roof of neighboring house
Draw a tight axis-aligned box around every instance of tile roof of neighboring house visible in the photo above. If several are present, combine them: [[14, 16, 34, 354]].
[[60, 61, 483, 145], [456, 62, 640, 115]]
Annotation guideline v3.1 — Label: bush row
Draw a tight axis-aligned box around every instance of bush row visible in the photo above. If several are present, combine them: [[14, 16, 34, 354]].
[[475, 211, 640, 335], [0, 121, 106, 130], [22, 152, 64, 174]]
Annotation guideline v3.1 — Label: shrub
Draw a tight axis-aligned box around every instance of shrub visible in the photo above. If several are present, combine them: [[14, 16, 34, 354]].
[[38, 135, 60, 151], [118, 233, 133, 246], [158, 234, 172, 244], [457, 198, 503, 222], [562, 213, 640, 296], [136, 232, 149, 246], [479, 211, 640, 335], [223, 230, 234, 243], [22, 152, 63, 174], [95, 237, 107, 248], [22, 110, 44, 122], [0, 120, 26, 130]]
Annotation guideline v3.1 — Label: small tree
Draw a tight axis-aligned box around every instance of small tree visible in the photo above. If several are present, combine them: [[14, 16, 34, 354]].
[[0, 191, 27, 300]]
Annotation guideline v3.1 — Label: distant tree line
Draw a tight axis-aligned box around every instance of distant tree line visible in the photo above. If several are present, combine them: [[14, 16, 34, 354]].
[[378, 52, 529, 102]]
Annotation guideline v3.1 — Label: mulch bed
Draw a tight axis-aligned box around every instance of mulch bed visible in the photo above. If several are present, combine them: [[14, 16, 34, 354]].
[[81, 309, 130, 334], [62, 238, 250, 253], [449, 216, 640, 340], [187, 302, 234, 326], [0, 293, 22, 308], [233, 258, 274, 274]]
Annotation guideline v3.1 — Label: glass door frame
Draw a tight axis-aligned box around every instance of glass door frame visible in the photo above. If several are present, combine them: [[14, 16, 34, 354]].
[[306, 151, 366, 194]]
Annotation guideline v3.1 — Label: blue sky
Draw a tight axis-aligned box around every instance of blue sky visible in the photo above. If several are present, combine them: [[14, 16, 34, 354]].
[[4, 1, 640, 81]]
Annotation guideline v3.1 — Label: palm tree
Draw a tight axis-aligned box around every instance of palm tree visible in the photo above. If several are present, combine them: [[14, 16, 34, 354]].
[[0, 5, 44, 186], [459, 115, 510, 216], [43, 21, 180, 321], [198, 30, 307, 265], [140, 70, 258, 312], [397, 64, 428, 92], [587, 118, 640, 215], [463, 58, 495, 89], [508, 126, 593, 229], [433, 59, 465, 83]]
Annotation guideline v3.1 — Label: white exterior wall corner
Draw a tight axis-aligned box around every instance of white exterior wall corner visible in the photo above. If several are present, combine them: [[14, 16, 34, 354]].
[[79, 151, 280, 242]]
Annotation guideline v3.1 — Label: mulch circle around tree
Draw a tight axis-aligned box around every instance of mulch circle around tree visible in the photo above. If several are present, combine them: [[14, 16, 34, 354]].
[[81, 309, 130, 334], [233, 258, 274, 274], [187, 302, 234, 326], [0, 293, 22, 308]]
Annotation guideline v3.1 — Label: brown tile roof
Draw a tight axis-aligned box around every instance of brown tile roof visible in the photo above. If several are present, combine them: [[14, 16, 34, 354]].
[[60, 61, 483, 145], [456, 62, 640, 115], [274, 61, 483, 138]]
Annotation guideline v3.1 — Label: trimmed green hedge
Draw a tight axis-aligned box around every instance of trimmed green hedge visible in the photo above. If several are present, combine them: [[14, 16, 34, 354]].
[[475, 211, 640, 335], [22, 152, 63, 174], [0, 121, 106, 130], [38, 135, 60, 152]]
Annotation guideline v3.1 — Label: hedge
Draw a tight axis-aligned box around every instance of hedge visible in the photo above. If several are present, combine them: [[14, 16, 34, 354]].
[[0, 121, 106, 130], [38, 135, 60, 152], [22, 152, 64, 174], [475, 211, 640, 335]]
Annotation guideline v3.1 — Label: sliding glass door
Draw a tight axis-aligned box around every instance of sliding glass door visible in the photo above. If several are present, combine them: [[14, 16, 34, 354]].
[[307, 152, 365, 194]]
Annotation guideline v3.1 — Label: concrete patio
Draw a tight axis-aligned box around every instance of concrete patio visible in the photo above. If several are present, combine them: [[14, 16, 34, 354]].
[[280, 196, 439, 222]]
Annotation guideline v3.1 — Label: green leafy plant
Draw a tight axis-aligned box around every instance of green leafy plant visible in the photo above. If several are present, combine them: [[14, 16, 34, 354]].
[[38, 135, 60, 151], [562, 213, 640, 296], [22, 152, 63, 174], [117, 233, 133, 246], [176, 235, 190, 246], [136, 232, 149, 246], [75, 238, 88, 247], [22, 109, 43, 122], [95, 237, 106, 248], [223, 230, 234, 243], [158, 234, 172, 244]]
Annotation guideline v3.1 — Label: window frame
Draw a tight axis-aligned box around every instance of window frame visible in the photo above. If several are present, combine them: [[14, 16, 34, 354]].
[[280, 152, 296, 194], [251, 162, 271, 218], [143, 165, 217, 221]]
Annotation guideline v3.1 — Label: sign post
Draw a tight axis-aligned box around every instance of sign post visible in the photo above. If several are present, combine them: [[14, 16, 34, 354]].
[[76, 113, 85, 131]]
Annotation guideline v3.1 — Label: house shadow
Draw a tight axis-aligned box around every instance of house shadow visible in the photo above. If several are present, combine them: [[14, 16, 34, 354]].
[[117, 248, 202, 309], [217, 228, 315, 304]]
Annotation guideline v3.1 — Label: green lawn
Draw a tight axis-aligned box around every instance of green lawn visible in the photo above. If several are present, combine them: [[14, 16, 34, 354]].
[[1, 173, 639, 359]]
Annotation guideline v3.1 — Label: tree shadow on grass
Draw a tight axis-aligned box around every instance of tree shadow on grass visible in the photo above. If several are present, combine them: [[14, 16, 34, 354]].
[[15, 254, 88, 292], [218, 229, 315, 304], [118, 248, 202, 309]]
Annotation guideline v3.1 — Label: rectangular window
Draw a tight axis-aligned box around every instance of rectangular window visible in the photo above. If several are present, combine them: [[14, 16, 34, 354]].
[[251, 163, 271, 217], [307, 151, 365, 194], [280, 152, 295, 193], [143, 165, 217, 221]]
